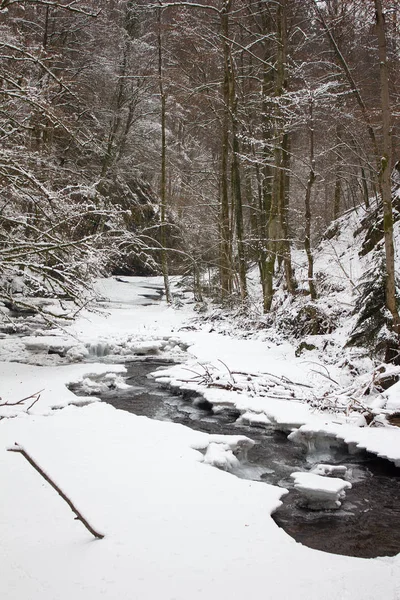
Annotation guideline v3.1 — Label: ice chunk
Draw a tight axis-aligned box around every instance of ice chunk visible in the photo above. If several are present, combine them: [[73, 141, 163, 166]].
[[237, 411, 272, 426], [291, 471, 352, 510], [66, 344, 89, 362], [203, 442, 240, 471], [310, 464, 348, 477], [126, 340, 165, 355], [197, 434, 254, 471]]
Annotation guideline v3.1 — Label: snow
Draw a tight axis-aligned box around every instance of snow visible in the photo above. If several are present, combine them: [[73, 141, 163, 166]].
[[288, 422, 400, 467], [383, 379, 400, 411], [310, 463, 348, 477], [291, 472, 352, 509], [1, 377, 400, 600], [0, 361, 128, 418], [1, 276, 400, 599]]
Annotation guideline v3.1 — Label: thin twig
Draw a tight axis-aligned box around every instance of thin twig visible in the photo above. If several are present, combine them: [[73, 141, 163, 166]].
[[217, 359, 236, 383], [0, 389, 44, 407], [310, 369, 340, 387], [26, 394, 41, 412]]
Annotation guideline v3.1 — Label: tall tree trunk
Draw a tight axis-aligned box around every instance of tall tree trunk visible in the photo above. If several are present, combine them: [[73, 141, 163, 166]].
[[280, 130, 295, 292], [264, 0, 295, 311], [231, 129, 247, 301], [43, 6, 50, 49], [360, 166, 370, 209], [333, 123, 342, 220], [304, 97, 317, 300], [157, 4, 171, 303], [259, 8, 274, 312], [264, 136, 280, 312], [219, 1, 233, 299], [375, 0, 400, 332], [101, 44, 128, 177], [229, 64, 247, 300]]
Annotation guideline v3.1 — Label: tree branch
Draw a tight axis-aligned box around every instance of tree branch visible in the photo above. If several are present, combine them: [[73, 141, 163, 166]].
[[0, 0, 101, 17], [8, 443, 104, 540]]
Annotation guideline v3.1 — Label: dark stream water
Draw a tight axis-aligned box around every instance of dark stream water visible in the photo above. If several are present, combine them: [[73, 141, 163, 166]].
[[70, 358, 400, 559]]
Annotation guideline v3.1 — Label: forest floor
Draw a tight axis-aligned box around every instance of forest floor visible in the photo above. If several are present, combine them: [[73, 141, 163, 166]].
[[1, 272, 400, 600]]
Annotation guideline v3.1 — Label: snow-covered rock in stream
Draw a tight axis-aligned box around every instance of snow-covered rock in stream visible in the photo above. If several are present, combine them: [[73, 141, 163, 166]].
[[291, 472, 352, 510], [310, 464, 348, 477], [202, 442, 241, 471], [194, 434, 255, 472], [237, 411, 272, 426]]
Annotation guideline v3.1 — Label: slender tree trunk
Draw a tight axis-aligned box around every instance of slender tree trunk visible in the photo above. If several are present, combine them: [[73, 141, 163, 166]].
[[43, 6, 50, 49], [157, 4, 171, 303], [264, 137, 280, 312], [304, 97, 317, 300], [259, 8, 274, 311], [230, 78, 247, 300], [219, 1, 233, 299], [375, 0, 400, 332], [264, 0, 295, 310], [101, 45, 128, 177], [231, 130, 247, 301], [280, 130, 295, 292], [361, 166, 370, 209], [333, 123, 342, 220]]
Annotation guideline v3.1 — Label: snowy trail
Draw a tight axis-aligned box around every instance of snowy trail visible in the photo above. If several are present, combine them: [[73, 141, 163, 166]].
[[1, 277, 400, 600]]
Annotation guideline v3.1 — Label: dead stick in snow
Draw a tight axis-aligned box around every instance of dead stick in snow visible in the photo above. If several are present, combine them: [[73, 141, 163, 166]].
[[8, 443, 104, 540], [0, 389, 44, 407]]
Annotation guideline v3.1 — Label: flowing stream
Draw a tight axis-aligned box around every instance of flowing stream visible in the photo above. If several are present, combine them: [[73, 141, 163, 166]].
[[69, 358, 400, 559]]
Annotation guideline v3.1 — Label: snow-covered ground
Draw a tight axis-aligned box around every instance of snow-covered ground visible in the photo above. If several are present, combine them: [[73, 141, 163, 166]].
[[2, 275, 400, 599]]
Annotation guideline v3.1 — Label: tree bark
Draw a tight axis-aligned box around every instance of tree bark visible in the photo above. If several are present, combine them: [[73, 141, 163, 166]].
[[333, 123, 342, 220], [304, 97, 317, 300], [258, 5, 274, 311], [157, 4, 171, 303], [374, 0, 400, 333], [280, 130, 295, 293], [219, 1, 233, 299], [264, 0, 295, 311]]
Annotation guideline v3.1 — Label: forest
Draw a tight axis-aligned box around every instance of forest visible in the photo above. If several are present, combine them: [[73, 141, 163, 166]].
[[1, 0, 400, 354], [3, 3, 400, 598]]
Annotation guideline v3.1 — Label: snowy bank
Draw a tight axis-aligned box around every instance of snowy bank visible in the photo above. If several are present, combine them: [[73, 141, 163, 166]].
[[2, 276, 400, 599], [2, 362, 400, 600]]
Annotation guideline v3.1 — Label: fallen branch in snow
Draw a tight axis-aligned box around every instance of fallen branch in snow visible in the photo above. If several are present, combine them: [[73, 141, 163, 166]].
[[260, 371, 313, 389], [217, 359, 236, 384], [0, 389, 43, 408], [310, 369, 340, 387], [169, 360, 393, 417], [176, 363, 312, 399], [8, 443, 104, 540], [0, 390, 43, 420], [178, 377, 242, 392]]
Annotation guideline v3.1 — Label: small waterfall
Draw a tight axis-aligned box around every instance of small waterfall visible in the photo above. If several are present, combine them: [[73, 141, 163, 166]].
[[87, 342, 110, 357]]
